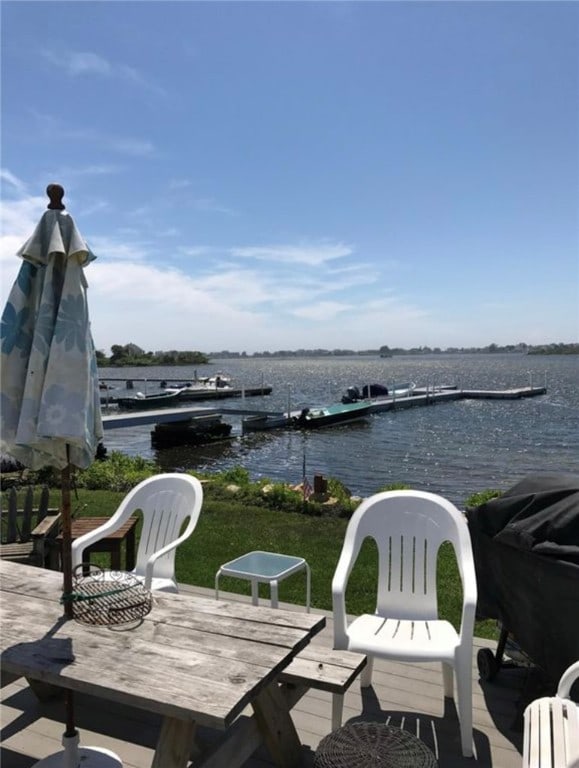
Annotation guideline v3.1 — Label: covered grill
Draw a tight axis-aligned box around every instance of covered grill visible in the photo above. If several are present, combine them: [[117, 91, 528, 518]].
[[466, 472, 579, 687]]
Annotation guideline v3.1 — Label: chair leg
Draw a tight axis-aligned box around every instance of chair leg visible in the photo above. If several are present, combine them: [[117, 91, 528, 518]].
[[360, 656, 374, 687], [442, 662, 454, 698], [332, 692, 344, 731], [455, 654, 474, 757]]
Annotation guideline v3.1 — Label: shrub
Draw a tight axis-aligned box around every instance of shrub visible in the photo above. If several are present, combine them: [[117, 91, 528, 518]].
[[75, 451, 157, 492], [377, 482, 411, 492], [465, 488, 502, 510], [214, 465, 251, 486]]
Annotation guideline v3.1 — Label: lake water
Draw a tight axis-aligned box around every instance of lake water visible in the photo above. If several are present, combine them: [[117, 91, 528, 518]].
[[100, 354, 578, 506]]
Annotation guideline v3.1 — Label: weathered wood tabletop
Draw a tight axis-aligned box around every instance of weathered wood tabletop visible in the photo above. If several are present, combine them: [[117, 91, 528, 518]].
[[0, 560, 325, 768]]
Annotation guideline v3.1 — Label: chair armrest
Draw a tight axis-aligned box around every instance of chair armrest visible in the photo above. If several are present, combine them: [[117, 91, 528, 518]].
[[458, 547, 478, 640], [30, 512, 61, 539], [143, 529, 192, 590], [332, 559, 351, 649], [71, 518, 122, 568]]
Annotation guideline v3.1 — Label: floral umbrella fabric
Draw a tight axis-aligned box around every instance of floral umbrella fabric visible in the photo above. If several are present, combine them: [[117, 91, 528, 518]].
[[0, 207, 102, 471]]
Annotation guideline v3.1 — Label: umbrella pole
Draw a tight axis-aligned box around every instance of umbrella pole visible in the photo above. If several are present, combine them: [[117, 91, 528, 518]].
[[61, 463, 78, 742], [61, 464, 74, 620]]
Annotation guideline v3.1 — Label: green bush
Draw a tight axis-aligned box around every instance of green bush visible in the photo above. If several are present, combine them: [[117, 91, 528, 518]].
[[75, 451, 157, 492], [213, 465, 251, 486], [377, 482, 411, 492], [465, 488, 502, 510]]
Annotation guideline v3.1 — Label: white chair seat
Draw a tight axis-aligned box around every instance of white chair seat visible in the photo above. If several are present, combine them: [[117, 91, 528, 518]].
[[346, 615, 459, 661]]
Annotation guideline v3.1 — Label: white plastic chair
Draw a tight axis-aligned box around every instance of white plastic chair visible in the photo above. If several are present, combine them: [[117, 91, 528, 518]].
[[523, 660, 579, 768], [71, 473, 203, 593], [332, 490, 477, 757]]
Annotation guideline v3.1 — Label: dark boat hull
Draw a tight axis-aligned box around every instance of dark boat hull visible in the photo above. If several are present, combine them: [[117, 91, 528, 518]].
[[294, 402, 373, 429], [116, 393, 181, 410], [151, 416, 232, 448]]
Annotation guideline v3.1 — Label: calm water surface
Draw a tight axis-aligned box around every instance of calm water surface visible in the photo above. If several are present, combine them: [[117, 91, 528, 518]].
[[101, 354, 578, 506]]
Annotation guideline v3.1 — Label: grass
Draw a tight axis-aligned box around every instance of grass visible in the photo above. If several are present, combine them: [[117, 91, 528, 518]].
[[37, 485, 498, 640]]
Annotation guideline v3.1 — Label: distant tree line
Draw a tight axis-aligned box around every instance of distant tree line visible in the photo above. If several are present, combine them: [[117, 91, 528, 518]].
[[96, 344, 208, 367], [207, 342, 578, 358], [96, 341, 577, 366]]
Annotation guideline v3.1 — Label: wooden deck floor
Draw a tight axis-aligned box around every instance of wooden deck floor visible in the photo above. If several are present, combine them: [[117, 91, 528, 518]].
[[1, 583, 530, 768]]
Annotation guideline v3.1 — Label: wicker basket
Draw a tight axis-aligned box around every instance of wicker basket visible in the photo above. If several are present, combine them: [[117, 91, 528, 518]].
[[314, 722, 437, 768], [70, 565, 152, 627]]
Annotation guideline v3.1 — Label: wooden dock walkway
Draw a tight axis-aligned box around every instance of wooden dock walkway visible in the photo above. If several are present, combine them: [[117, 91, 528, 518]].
[[1, 583, 529, 768]]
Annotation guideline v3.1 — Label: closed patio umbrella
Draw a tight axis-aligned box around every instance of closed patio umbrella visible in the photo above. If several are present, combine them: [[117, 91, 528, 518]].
[[0, 184, 121, 767]]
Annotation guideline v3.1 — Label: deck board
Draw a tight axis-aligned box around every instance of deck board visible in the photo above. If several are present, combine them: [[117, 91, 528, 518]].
[[1, 583, 526, 767]]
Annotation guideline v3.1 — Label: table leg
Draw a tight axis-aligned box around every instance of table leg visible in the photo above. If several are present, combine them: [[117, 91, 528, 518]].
[[111, 542, 121, 571], [151, 716, 196, 768], [251, 580, 259, 606], [126, 524, 136, 571], [270, 579, 279, 609], [252, 682, 303, 768]]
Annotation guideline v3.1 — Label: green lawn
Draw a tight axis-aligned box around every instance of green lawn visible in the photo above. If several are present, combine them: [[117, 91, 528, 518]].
[[49, 487, 497, 640]]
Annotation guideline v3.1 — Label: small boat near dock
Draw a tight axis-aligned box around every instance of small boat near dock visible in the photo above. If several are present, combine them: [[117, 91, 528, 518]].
[[342, 382, 416, 403], [293, 400, 373, 429], [242, 413, 291, 432], [116, 390, 182, 410]]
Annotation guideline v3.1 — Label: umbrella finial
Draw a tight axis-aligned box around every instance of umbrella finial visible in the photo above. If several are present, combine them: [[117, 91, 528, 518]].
[[47, 183, 66, 210]]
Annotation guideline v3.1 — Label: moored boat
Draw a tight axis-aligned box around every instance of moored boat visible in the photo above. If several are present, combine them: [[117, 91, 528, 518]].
[[341, 382, 416, 403], [242, 414, 290, 432], [116, 390, 182, 410], [292, 400, 373, 429]]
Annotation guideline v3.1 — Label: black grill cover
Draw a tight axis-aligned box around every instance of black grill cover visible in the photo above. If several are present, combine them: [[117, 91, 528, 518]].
[[466, 473, 579, 684]]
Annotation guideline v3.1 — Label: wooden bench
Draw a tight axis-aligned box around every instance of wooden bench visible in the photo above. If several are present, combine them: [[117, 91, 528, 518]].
[[0, 486, 61, 567], [523, 661, 579, 768], [278, 643, 367, 730], [190, 643, 367, 768]]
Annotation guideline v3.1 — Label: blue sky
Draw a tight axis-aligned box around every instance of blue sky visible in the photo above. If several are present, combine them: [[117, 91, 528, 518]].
[[1, 1, 577, 354]]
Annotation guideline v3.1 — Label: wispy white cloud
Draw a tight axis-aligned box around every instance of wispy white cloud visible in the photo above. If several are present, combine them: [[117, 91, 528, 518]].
[[179, 246, 214, 257], [59, 51, 112, 77], [42, 49, 167, 97], [88, 235, 150, 262], [292, 301, 354, 322], [27, 111, 155, 159], [108, 138, 155, 156], [0, 187, 46, 265], [0, 169, 28, 194], [193, 198, 237, 216], [231, 242, 354, 266], [168, 179, 192, 191], [43, 164, 123, 182], [76, 200, 111, 218]]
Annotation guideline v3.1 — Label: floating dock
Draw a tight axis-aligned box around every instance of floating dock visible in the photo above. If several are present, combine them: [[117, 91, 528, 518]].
[[101, 385, 547, 433], [100, 384, 272, 405]]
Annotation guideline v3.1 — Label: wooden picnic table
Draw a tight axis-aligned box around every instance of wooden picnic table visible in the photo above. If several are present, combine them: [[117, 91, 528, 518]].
[[0, 560, 325, 768]]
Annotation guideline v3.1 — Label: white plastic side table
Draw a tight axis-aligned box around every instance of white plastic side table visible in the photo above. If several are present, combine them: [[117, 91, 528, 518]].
[[215, 550, 311, 611]]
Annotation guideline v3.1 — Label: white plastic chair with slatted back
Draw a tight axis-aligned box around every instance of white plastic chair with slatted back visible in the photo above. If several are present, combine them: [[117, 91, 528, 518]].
[[332, 490, 477, 757], [523, 661, 579, 768], [71, 473, 203, 592]]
